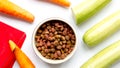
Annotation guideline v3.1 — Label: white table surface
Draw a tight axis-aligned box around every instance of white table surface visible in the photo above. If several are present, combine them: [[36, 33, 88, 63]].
[[0, 0, 120, 68]]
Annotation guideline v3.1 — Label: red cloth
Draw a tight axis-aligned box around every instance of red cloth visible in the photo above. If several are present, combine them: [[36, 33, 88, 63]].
[[0, 21, 26, 68]]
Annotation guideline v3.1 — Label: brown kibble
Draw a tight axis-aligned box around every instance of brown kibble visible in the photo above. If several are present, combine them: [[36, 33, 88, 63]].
[[56, 50, 61, 56], [63, 40, 66, 44], [70, 47, 74, 50], [41, 46, 45, 50], [71, 35, 75, 40], [71, 40, 75, 45], [41, 34, 44, 39], [60, 26, 64, 31], [50, 48, 55, 53], [67, 41, 71, 45], [35, 36, 40, 39], [55, 35, 61, 39], [56, 45, 62, 49], [65, 35, 70, 40], [42, 24, 46, 28], [51, 27, 55, 33], [47, 26, 51, 29], [59, 41, 62, 45], [61, 49, 64, 54], [38, 30, 42, 34], [44, 45, 48, 49], [50, 44, 54, 48], [54, 53, 58, 59], [49, 33, 53, 37], [58, 31, 62, 34], [35, 36, 40, 42], [44, 49, 49, 53], [47, 53, 51, 56], [61, 54, 66, 59], [64, 48, 68, 52], [41, 51, 46, 57], [44, 30, 49, 34], [53, 40, 58, 45], [50, 54, 54, 59], [38, 47, 42, 51], [54, 31, 58, 35], [45, 55, 50, 59], [68, 34, 72, 37], [55, 23, 59, 27], [44, 34, 49, 39], [47, 41, 51, 47], [57, 39, 60, 42], [66, 45, 70, 48], [49, 37, 55, 41], [64, 28, 68, 31], [36, 43, 41, 47], [62, 45, 66, 48], [62, 30, 67, 35], [39, 40, 43, 46], [68, 49, 72, 54], [61, 36, 65, 41]]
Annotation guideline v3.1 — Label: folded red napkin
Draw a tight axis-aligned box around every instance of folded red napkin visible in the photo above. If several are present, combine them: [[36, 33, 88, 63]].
[[0, 21, 26, 68]]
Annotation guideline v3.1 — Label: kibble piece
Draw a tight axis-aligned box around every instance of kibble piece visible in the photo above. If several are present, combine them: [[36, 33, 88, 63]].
[[51, 27, 55, 33], [64, 48, 68, 53], [47, 41, 51, 47], [55, 35, 61, 39], [56, 50, 61, 56], [67, 41, 71, 45], [56, 45, 62, 50], [42, 24, 46, 28], [71, 40, 75, 45], [61, 54, 66, 59], [53, 40, 58, 46], [66, 45, 70, 49], [71, 35, 75, 40], [44, 49, 49, 53], [38, 47, 42, 51], [63, 40, 66, 44], [50, 53, 54, 59], [41, 46, 45, 51], [45, 55, 50, 59], [65, 35, 70, 40], [50, 48, 55, 53], [62, 30, 67, 35], [54, 32, 58, 35], [62, 45, 66, 48], [44, 30, 49, 34], [47, 26, 51, 29], [59, 41, 62, 45], [44, 34, 49, 39], [38, 30, 42, 34], [55, 23, 59, 27], [41, 51, 46, 57], [61, 36, 65, 41], [49, 33, 54, 37], [54, 53, 58, 59]]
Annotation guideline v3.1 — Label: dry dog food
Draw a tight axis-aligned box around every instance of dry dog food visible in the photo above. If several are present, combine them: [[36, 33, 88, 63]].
[[35, 20, 76, 60]]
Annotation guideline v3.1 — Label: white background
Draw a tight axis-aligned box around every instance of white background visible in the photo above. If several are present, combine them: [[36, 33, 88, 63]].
[[0, 0, 120, 68]]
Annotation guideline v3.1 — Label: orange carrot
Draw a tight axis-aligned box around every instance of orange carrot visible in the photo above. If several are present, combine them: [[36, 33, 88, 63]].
[[0, 0, 34, 23], [48, 0, 71, 7], [9, 40, 35, 68]]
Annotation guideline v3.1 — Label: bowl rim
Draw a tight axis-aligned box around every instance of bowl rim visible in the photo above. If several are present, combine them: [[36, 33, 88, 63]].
[[32, 17, 77, 64]]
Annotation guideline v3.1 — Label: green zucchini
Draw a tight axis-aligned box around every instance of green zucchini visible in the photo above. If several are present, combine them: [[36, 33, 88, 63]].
[[81, 40, 120, 68], [83, 11, 120, 47], [72, 0, 111, 25]]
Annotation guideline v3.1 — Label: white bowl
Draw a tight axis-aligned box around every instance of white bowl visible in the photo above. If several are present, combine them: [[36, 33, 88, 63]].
[[32, 17, 77, 64]]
